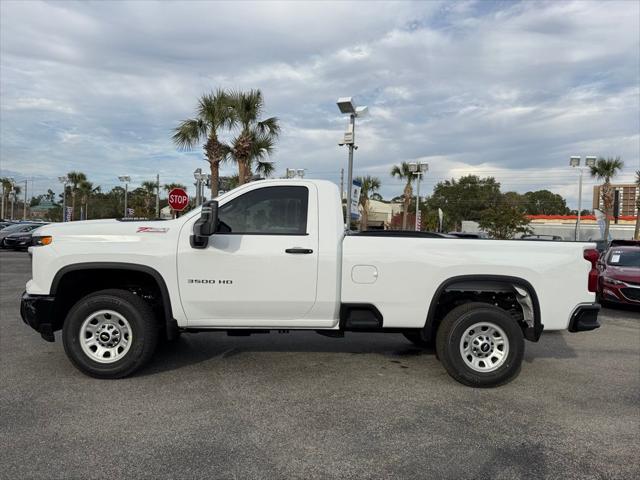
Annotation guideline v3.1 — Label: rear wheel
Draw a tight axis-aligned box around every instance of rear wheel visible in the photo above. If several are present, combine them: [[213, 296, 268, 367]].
[[436, 302, 524, 387], [62, 289, 159, 378]]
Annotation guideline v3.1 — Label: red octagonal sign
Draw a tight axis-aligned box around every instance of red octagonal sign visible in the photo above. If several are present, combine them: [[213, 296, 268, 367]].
[[168, 188, 189, 211]]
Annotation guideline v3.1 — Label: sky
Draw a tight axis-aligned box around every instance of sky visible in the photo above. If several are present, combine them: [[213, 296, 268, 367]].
[[1, 0, 639, 208]]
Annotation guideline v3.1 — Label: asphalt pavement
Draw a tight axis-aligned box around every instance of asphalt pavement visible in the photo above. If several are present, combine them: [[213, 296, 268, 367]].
[[1, 250, 638, 479]]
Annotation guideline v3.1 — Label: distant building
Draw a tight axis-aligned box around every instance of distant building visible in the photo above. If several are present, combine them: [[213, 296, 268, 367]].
[[592, 183, 639, 216], [29, 201, 57, 219]]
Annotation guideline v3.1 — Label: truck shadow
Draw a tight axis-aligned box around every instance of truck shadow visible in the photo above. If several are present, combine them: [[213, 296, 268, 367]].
[[140, 332, 435, 376], [140, 330, 578, 376], [523, 331, 578, 362]]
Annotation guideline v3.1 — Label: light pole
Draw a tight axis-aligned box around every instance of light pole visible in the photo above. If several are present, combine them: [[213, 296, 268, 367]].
[[118, 176, 131, 218], [58, 176, 68, 222], [337, 97, 368, 231], [193, 168, 211, 207], [408, 162, 429, 231], [570, 155, 597, 241]]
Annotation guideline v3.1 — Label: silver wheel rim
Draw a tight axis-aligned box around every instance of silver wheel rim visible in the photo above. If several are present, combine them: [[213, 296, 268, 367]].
[[79, 310, 133, 364], [459, 322, 509, 373]]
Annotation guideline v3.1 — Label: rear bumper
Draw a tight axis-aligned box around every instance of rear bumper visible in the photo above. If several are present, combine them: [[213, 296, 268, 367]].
[[20, 292, 56, 342], [568, 303, 601, 333]]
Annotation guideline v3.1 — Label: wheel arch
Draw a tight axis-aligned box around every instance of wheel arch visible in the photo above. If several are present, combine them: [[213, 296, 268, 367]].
[[425, 274, 543, 342], [50, 262, 175, 332]]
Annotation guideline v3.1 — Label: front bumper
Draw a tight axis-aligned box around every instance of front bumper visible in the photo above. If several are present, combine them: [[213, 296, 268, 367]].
[[20, 292, 56, 342], [568, 303, 601, 333], [4, 238, 32, 249]]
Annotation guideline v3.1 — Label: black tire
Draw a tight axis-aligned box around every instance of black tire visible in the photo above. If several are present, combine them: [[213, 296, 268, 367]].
[[402, 330, 434, 349], [436, 302, 524, 388], [62, 289, 159, 379]]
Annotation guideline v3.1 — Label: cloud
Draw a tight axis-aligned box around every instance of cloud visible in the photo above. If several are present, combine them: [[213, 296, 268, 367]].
[[0, 0, 638, 207]]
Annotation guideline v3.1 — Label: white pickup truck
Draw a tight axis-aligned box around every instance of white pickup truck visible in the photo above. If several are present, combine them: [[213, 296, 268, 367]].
[[21, 180, 601, 387]]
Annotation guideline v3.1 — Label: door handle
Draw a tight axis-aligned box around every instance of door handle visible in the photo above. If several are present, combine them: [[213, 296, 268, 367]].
[[285, 248, 313, 254]]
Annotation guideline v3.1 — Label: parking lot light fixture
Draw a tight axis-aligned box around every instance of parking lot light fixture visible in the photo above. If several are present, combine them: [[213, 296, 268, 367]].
[[337, 96, 368, 231], [118, 176, 131, 218]]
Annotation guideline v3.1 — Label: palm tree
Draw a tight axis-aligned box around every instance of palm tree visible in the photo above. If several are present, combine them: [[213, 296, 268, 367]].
[[0, 179, 21, 219], [66, 171, 87, 221], [228, 89, 280, 184], [173, 89, 234, 198], [140, 180, 158, 217], [634, 170, 639, 240], [78, 181, 100, 220], [390, 162, 415, 230], [356, 175, 381, 231], [589, 157, 624, 241]]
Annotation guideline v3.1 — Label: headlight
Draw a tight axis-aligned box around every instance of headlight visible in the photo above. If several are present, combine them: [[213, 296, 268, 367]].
[[603, 276, 625, 286], [31, 236, 53, 246]]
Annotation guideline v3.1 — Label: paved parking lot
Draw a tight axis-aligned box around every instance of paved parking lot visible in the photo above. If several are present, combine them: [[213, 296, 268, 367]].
[[1, 249, 639, 479]]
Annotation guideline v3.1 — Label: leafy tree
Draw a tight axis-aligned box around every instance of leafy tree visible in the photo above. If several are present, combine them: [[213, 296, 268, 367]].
[[589, 156, 624, 240], [173, 89, 234, 198], [426, 175, 501, 231], [355, 175, 381, 231], [390, 162, 415, 230], [522, 190, 569, 215], [478, 194, 532, 239], [228, 89, 280, 184]]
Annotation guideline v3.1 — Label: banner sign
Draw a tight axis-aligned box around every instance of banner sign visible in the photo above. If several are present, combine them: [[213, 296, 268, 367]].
[[350, 179, 361, 220]]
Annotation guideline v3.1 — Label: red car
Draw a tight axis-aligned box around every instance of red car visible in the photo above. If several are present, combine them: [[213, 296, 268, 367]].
[[597, 243, 640, 306]]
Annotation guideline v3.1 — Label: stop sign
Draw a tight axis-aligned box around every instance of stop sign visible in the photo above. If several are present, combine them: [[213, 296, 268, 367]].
[[168, 188, 189, 211]]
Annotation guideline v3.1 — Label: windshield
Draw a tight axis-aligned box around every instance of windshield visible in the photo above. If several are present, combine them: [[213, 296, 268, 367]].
[[607, 249, 640, 267], [1, 223, 35, 233]]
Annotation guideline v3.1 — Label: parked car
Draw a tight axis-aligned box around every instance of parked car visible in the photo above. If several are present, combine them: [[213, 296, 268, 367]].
[[22, 180, 600, 387], [520, 234, 563, 241], [3, 230, 38, 250], [0, 223, 42, 247], [597, 243, 640, 306]]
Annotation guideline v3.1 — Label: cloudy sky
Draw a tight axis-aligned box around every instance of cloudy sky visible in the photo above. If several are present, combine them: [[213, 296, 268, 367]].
[[1, 0, 638, 207]]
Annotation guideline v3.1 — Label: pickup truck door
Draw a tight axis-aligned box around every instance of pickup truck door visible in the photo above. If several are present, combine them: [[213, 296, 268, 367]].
[[177, 184, 319, 325]]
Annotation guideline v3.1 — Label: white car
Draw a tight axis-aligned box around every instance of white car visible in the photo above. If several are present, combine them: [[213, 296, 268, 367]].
[[21, 180, 600, 387]]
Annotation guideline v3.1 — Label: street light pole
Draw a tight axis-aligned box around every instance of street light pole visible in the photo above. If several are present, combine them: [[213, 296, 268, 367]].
[[118, 176, 131, 218], [23, 179, 28, 220], [337, 97, 368, 231], [58, 176, 68, 222], [409, 162, 429, 231], [570, 156, 596, 241]]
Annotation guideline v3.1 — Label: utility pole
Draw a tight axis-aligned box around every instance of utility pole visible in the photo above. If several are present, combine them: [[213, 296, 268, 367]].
[[1, 183, 5, 220], [155, 173, 160, 218], [409, 162, 429, 231], [118, 176, 131, 218], [23, 179, 28, 220], [570, 156, 596, 241], [340, 168, 344, 202]]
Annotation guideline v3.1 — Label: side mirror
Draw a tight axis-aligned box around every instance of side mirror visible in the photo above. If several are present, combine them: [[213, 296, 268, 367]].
[[190, 200, 218, 249]]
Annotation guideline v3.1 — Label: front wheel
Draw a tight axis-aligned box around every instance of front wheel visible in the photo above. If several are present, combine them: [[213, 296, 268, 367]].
[[436, 302, 524, 388], [62, 289, 159, 378]]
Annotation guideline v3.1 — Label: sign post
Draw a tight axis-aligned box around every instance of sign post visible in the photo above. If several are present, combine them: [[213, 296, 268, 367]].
[[168, 187, 189, 214], [350, 179, 361, 223]]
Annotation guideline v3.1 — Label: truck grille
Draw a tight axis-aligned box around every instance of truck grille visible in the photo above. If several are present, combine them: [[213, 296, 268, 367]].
[[621, 288, 640, 302]]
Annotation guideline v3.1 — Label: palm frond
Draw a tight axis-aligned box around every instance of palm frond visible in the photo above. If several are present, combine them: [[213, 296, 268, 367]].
[[257, 116, 280, 137], [172, 118, 206, 150]]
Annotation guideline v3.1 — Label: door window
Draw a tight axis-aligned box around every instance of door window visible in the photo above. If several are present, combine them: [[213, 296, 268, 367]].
[[217, 186, 308, 235]]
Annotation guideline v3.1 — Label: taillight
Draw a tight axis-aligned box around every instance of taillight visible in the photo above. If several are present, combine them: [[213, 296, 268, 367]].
[[583, 248, 599, 293]]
